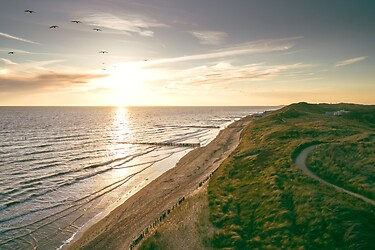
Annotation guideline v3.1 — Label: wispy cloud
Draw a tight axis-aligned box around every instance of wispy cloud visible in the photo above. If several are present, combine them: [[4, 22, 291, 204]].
[[81, 12, 168, 37], [0, 72, 106, 93], [135, 60, 311, 94], [157, 62, 309, 88], [0, 58, 105, 94], [189, 31, 227, 45], [2, 59, 65, 75], [148, 37, 302, 65], [0, 58, 17, 65], [335, 56, 367, 67], [0, 31, 40, 45], [0, 48, 32, 54], [240, 88, 323, 102], [21, 60, 65, 71]]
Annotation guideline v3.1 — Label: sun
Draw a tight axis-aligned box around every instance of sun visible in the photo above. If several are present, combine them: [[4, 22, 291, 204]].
[[89, 61, 168, 106], [109, 64, 143, 89], [0, 69, 9, 75], [92, 62, 158, 106]]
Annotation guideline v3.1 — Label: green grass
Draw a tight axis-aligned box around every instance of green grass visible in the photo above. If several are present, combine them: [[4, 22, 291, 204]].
[[140, 103, 375, 249], [140, 186, 214, 250], [307, 142, 375, 200], [208, 102, 375, 249]]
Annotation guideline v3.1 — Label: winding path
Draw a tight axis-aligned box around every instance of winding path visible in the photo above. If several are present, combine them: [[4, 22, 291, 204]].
[[295, 145, 375, 206]]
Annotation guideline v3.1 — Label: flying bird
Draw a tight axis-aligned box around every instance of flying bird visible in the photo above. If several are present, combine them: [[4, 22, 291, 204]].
[[99, 51, 108, 54], [8, 51, 14, 55], [71, 20, 81, 24], [24, 10, 35, 14], [93, 28, 102, 31], [49, 25, 59, 29]]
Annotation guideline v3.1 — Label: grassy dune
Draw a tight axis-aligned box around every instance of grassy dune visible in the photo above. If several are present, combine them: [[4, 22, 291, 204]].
[[139, 185, 214, 250], [307, 143, 375, 200], [141, 103, 375, 249]]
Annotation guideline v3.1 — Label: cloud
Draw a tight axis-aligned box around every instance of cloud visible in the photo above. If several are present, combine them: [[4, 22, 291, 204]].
[[148, 37, 302, 65], [81, 12, 168, 36], [335, 56, 367, 67], [0, 72, 106, 93], [189, 31, 227, 45], [0, 48, 32, 54], [146, 61, 310, 90], [20, 60, 65, 71], [240, 89, 323, 102], [0, 31, 40, 45], [0, 58, 17, 65], [1, 59, 66, 76]]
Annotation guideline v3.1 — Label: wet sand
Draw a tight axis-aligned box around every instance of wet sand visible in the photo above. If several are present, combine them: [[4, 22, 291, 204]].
[[68, 116, 253, 250]]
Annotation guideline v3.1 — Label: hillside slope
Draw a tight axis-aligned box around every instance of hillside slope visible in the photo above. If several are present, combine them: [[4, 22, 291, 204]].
[[141, 103, 375, 249]]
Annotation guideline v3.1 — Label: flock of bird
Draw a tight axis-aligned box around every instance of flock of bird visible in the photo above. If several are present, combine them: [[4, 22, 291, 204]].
[[7, 9, 108, 58], [23, 9, 102, 31], [5, 9, 151, 71]]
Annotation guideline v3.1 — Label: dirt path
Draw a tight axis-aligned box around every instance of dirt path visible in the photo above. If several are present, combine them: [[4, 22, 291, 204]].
[[295, 145, 375, 206], [68, 116, 252, 250]]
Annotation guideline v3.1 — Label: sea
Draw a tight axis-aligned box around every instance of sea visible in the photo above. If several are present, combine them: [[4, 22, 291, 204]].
[[0, 106, 277, 250]]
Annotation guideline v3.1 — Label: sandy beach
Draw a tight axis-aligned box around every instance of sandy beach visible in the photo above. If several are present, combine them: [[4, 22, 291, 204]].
[[68, 116, 252, 250]]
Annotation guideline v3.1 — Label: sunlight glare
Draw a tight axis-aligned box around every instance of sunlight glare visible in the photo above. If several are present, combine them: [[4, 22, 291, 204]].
[[0, 69, 9, 75], [109, 107, 133, 177], [94, 62, 163, 106]]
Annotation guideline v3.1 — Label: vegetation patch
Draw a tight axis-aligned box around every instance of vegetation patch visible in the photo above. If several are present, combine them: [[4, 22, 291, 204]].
[[139, 186, 214, 250], [208, 102, 375, 249], [307, 142, 375, 200], [140, 103, 375, 249]]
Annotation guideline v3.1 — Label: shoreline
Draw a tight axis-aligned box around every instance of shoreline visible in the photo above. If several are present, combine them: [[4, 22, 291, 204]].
[[68, 115, 253, 250]]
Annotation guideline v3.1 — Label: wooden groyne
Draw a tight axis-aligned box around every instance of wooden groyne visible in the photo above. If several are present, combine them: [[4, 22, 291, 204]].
[[120, 141, 201, 148], [129, 171, 216, 249]]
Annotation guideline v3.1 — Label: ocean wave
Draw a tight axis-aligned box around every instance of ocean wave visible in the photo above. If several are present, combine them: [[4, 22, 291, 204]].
[[0, 106, 270, 249]]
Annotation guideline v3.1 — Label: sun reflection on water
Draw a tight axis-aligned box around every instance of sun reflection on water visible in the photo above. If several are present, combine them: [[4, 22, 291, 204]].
[[113, 107, 132, 142], [108, 107, 134, 177]]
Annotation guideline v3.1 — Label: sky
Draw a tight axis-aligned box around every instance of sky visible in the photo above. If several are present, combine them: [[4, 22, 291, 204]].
[[0, 0, 374, 106]]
